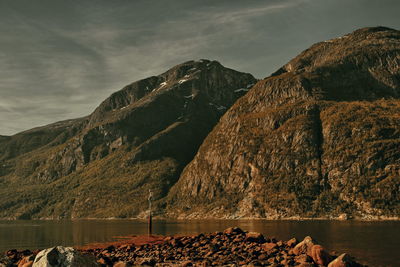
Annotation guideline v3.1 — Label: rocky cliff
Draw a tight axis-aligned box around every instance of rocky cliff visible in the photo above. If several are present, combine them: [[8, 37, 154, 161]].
[[167, 27, 400, 219], [0, 60, 256, 219]]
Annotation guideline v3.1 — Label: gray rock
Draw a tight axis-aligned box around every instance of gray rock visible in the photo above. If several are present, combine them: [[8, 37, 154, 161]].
[[33, 246, 98, 267]]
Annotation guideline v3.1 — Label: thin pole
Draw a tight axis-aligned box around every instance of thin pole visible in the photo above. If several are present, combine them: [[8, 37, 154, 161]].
[[148, 189, 153, 236], [148, 211, 152, 236]]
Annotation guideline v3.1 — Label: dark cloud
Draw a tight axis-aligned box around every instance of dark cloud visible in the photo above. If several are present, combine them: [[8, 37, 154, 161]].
[[1, 0, 400, 135]]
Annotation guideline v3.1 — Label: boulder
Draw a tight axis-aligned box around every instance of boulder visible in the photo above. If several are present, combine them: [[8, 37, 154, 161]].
[[286, 238, 298, 248], [295, 254, 313, 264], [262, 242, 277, 252], [32, 246, 98, 267], [136, 258, 156, 266], [328, 253, 356, 267], [293, 236, 315, 255], [309, 244, 333, 266], [223, 227, 243, 235], [245, 232, 265, 243], [113, 261, 131, 267], [18, 255, 34, 267]]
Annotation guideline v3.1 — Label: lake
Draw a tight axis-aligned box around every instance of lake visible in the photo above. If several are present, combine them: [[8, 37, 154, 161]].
[[0, 220, 399, 266]]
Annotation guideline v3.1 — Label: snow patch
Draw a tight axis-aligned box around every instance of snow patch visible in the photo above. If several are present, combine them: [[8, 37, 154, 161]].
[[209, 102, 226, 110], [217, 105, 226, 110], [234, 88, 249, 93], [178, 79, 188, 84], [246, 83, 255, 89], [152, 81, 168, 92], [184, 94, 194, 99]]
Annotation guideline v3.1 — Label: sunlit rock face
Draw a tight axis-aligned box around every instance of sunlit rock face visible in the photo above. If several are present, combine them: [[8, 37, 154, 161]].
[[167, 27, 400, 219]]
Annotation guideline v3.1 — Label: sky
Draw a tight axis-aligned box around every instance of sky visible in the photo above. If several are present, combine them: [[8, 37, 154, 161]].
[[1, 0, 400, 136]]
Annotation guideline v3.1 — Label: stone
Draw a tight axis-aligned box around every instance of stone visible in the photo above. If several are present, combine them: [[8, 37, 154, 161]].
[[262, 243, 277, 251], [328, 253, 356, 267], [223, 227, 243, 235], [309, 244, 333, 266], [295, 254, 313, 264], [293, 236, 315, 255], [32, 246, 98, 267], [170, 238, 183, 248], [286, 238, 298, 248], [113, 261, 130, 267], [257, 254, 267, 261], [297, 263, 316, 267], [181, 261, 193, 267], [18, 256, 34, 267], [136, 257, 156, 266], [245, 232, 265, 243]]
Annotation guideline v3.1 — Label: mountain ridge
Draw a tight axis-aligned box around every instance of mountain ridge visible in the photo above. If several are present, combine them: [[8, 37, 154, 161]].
[[0, 27, 399, 220], [0, 59, 256, 219], [166, 26, 400, 219]]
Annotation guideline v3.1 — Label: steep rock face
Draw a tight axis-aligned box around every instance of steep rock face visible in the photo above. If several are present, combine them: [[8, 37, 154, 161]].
[[167, 27, 400, 219], [0, 60, 256, 219]]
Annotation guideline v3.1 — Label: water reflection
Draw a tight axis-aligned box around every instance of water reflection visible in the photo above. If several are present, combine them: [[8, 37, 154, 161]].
[[0, 220, 399, 266]]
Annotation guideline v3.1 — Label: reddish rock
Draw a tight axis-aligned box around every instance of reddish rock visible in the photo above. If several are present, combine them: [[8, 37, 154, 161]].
[[287, 238, 298, 248], [297, 263, 316, 267], [223, 227, 243, 235], [97, 257, 111, 265], [136, 257, 156, 266], [164, 236, 173, 241], [17, 256, 33, 267], [309, 244, 333, 266], [295, 254, 313, 264], [113, 261, 130, 267], [181, 260, 193, 266], [257, 253, 268, 261], [31, 230, 364, 267], [245, 232, 265, 243], [262, 243, 277, 251], [170, 239, 183, 248], [293, 236, 315, 255]]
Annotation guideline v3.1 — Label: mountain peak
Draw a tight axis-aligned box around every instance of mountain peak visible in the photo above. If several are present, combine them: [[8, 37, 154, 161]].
[[0, 60, 256, 219], [167, 27, 400, 219], [351, 26, 398, 35], [88, 60, 255, 126], [266, 26, 400, 102]]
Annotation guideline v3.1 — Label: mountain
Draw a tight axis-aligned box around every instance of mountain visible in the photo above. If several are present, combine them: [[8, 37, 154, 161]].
[[0, 60, 256, 219], [166, 27, 400, 219]]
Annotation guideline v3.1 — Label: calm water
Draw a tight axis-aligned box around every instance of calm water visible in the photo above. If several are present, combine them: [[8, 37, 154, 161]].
[[0, 220, 399, 266]]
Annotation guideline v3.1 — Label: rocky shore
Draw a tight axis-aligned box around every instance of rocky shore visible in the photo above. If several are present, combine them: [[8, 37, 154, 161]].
[[1, 227, 366, 266]]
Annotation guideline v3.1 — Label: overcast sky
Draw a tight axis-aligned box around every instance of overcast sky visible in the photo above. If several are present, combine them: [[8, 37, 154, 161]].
[[1, 0, 399, 135]]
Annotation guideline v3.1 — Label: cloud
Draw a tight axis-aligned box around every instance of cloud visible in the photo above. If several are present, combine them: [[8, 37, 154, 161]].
[[1, 0, 400, 135]]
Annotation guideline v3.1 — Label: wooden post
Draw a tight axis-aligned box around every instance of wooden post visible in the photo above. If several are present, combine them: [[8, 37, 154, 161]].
[[148, 211, 152, 236]]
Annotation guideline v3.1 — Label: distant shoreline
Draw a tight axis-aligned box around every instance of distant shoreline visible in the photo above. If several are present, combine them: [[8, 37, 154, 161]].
[[0, 216, 399, 221]]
